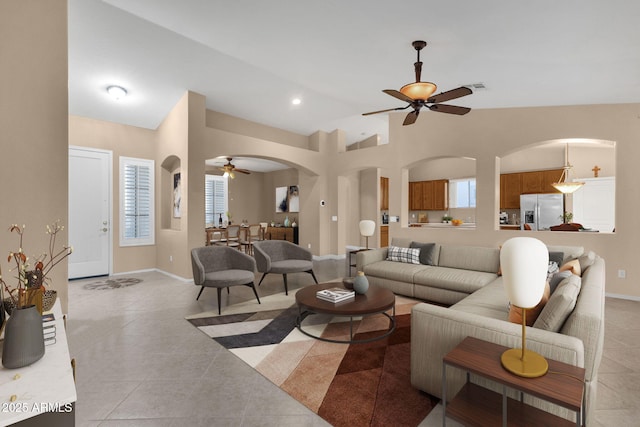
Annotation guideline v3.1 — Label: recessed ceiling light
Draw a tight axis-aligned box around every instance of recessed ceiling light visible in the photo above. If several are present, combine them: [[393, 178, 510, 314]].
[[291, 98, 302, 105], [107, 85, 127, 100]]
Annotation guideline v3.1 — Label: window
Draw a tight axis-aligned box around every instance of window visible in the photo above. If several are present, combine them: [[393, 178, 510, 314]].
[[205, 174, 228, 226], [120, 157, 154, 246], [449, 178, 476, 208]]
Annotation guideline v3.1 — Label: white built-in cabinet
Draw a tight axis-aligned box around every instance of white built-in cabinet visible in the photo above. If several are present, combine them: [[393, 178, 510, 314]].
[[572, 176, 615, 233]]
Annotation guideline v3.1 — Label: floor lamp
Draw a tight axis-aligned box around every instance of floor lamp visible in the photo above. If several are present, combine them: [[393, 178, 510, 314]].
[[500, 237, 549, 378], [359, 220, 376, 250]]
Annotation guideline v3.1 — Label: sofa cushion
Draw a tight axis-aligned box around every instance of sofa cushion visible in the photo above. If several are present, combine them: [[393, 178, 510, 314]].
[[386, 246, 420, 264], [410, 242, 437, 265], [549, 270, 573, 293], [533, 274, 582, 332], [414, 266, 498, 294], [362, 260, 426, 283], [438, 245, 500, 274], [578, 251, 596, 272], [451, 278, 509, 320]]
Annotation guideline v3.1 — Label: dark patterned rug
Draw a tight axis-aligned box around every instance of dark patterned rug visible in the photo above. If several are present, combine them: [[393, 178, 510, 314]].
[[82, 277, 143, 290], [186, 295, 437, 426]]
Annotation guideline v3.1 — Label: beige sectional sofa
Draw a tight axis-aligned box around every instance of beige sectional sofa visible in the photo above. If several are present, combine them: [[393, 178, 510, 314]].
[[356, 238, 605, 425]]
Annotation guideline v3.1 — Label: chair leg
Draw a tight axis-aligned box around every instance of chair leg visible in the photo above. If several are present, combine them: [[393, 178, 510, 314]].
[[217, 288, 222, 315], [258, 273, 268, 287], [196, 286, 205, 300], [248, 282, 261, 305], [308, 270, 318, 284], [283, 274, 288, 295]]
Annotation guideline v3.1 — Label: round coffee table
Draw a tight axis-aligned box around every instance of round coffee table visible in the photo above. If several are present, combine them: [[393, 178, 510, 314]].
[[295, 282, 396, 344]]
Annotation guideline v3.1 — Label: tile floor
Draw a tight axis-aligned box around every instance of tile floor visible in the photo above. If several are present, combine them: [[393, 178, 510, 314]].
[[67, 259, 640, 426]]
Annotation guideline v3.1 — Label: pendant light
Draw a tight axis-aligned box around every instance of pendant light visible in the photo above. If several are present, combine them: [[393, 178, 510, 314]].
[[551, 144, 584, 194]]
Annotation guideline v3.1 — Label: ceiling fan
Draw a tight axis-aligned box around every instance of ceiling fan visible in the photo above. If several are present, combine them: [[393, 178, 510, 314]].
[[219, 157, 250, 179], [363, 40, 472, 125]]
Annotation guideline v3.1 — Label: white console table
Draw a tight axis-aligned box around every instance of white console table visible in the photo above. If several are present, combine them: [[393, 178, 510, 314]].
[[0, 300, 76, 426]]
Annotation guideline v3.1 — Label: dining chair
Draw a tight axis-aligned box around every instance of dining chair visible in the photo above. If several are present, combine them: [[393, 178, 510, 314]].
[[206, 229, 223, 246], [218, 224, 241, 250], [240, 224, 264, 255]]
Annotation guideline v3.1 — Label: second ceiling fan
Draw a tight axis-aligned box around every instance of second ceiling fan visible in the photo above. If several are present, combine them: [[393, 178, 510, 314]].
[[363, 40, 472, 125], [219, 157, 250, 179]]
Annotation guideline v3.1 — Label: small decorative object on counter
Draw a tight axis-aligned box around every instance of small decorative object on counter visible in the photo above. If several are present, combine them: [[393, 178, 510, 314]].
[[284, 216, 290, 227], [451, 219, 464, 226], [353, 271, 369, 294], [291, 218, 297, 227], [218, 213, 223, 227], [442, 215, 453, 224]]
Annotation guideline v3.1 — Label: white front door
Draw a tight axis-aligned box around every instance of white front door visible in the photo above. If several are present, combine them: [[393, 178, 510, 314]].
[[68, 147, 111, 279]]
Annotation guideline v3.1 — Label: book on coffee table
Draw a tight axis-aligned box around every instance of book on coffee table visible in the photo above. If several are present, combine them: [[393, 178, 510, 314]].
[[316, 287, 355, 303]]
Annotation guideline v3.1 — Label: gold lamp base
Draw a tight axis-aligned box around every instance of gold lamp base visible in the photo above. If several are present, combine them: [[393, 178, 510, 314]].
[[501, 348, 549, 378]]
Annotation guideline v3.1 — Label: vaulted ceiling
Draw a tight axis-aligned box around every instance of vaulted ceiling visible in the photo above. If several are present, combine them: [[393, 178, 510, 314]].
[[69, 0, 640, 150]]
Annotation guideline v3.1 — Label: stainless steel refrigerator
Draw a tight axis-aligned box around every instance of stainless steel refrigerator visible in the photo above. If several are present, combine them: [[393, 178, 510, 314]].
[[520, 194, 564, 231]]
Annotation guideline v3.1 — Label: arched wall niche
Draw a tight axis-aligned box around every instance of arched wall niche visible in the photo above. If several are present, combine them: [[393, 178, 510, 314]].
[[498, 138, 616, 233], [405, 156, 477, 226], [161, 155, 181, 230]]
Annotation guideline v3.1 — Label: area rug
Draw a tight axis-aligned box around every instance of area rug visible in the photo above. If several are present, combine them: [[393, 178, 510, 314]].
[[82, 277, 143, 290], [186, 292, 439, 426]]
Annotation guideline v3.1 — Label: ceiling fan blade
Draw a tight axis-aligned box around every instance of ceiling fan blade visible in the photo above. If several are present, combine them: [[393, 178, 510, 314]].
[[235, 169, 251, 174], [428, 104, 471, 115], [383, 89, 414, 103], [403, 110, 419, 126], [427, 86, 472, 104], [362, 106, 410, 116]]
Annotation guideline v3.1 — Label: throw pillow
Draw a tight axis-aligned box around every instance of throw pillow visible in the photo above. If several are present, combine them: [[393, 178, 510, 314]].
[[548, 251, 565, 267], [508, 281, 551, 326], [409, 242, 436, 265], [533, 274, 582, 332], [559, 259, 582, 277], [578, 251, 596, 273], [548, 270, 573, 294], [386, 246, 420, 264]]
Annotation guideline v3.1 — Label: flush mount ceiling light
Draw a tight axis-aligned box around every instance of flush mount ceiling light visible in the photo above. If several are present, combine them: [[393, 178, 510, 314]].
[[107, 85, 127, 100], [551, 144, 585, 194], [291, 98, 302, 105]]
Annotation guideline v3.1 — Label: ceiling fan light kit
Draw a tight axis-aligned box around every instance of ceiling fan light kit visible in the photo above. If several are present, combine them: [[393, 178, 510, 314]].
[[363, 40, 472, 125], [219, 157, 251, 179]]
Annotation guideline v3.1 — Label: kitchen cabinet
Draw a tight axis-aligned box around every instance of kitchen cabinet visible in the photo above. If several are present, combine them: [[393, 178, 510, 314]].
[[432, 179, 449, 210], [380, 225, 389, 247], [521, 171, 544, 194], [500, 168, 564, 209], [409, 179, 448, 210], [500, 173, 522, 209], [409, 181, 423, 210], [541, 169, 564, 193], [380, 177, 389, 210]]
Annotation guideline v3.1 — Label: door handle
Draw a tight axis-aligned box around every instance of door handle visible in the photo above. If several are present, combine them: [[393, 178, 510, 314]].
[[102, 228, 108, 232]]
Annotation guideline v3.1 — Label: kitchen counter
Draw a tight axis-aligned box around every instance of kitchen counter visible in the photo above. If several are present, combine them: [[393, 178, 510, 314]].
[[409, 223, 476, 229]]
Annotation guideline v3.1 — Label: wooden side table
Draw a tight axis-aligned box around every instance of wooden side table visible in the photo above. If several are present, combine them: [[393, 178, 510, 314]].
[[442, 336, 585, 427]]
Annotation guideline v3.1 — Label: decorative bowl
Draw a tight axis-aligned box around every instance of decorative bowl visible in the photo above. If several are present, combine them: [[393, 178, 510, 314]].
[[42, 290, 57, 312], [451, 219, 464, 226], [342, 277, 354, 290]]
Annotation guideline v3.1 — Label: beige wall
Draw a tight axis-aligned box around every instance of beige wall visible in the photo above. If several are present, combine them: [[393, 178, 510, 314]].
[[69, 116, 158, 274], [372, 103, 639, 298], [1, 1, 69, 311]]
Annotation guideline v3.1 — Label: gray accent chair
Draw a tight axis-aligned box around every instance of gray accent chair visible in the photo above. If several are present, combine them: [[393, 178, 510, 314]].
[[252, 240, 318, 295], [191, 246, 260, 314]]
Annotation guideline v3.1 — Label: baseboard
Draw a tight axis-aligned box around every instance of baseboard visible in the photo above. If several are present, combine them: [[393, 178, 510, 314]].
[[111, 268, 192, 283], [605, 292, 640, 302]]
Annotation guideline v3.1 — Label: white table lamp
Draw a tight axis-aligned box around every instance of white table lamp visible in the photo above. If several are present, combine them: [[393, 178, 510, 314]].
[[359, 220, 376, 249], [500, 237, 549, 378]]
